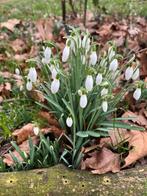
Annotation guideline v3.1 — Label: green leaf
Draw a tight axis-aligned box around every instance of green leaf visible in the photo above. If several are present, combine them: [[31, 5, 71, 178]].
[[76, 131, 89, 138]]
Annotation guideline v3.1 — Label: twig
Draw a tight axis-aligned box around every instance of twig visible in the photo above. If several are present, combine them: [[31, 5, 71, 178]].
[[83, 0, 88, 27]]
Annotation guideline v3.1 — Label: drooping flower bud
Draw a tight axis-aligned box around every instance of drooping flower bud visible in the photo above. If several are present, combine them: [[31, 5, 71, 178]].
[[102, 101, 108, 112], [42, 47, 51, 64], [66, 117, 73, 127], [15, 68, 20, 75], [96, 73, 103, 85], [51, 79, 60, 94], [62, 46, 70, 62], [80, 94, 88, 108], [109, 59, 118, 72], [101, 88, 108, 96], [125, 66, 133, 80], [89, 51, 97, 66], [132, 68, 139, 80], [51, 67, 57, 79], [28, 67, 37, 83], [133, 88, 141, 100], [26, 81, 33, 91], [33, 127, 40, 136], [85, 75, 93, 91]]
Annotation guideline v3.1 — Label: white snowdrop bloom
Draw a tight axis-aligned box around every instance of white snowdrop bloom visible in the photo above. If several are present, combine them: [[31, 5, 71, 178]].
[[70, 39, 76, 53], [86, 38, 91, 52], [26, 81, 33, 91], [66, 117, 73, 127], [132, 68, 139, 80], [109, 59, 118, 72], [109, 49, 115, 61], [102, 101, 108, 112], [51, 79, 60, 94], [82, 35, 87, 48], [15, 68, 20, 75], [80, 94, 88, 109], [28, 67, 37, 83], [51, 67, 58, 79], [133, 88, 141, 100], [89, 51, 97, 66], [62, 46, 70, 62], [125, 66, 133, 80], [101, 88, 108, 96], [85, 75, 93, 91], [33, 127, 40, 136], [96, 73, 103, 85], [42, 47, 51, 64]]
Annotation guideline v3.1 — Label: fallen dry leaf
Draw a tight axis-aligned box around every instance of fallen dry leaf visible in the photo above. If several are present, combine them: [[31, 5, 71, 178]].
[[0, 19, 20, 31], [3, 136, 39, 166], [81, 147, 120, 174]]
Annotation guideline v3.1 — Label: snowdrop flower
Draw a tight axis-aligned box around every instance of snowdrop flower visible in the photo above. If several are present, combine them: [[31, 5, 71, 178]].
[[26, 81, 32, 91], [96, 73, 103, 85], [80, 94, 88, 109], [82, 35, 87, 48], [70, 39, 76, 53], [85, 75, 93, 91], [102, 101, 108, 112], [51, 67, 58, 79], [89, 51, 97, 66], [62, 46, 70, 62], [125, 66, 133, 80], [28, 67, 37, 83], [132, 68, 139, 80], [33, 127, 40, 136], [133, 88, 141, 100], [51, 78, 60, 94], [101, 88, 108, 96], [15, 68, 20, 75], [82, 36, 90, 52], [42, 47, 51, 64], [109, 59, 118, 72], [109, 49, 115, 61], [66, 117, 73, 127]]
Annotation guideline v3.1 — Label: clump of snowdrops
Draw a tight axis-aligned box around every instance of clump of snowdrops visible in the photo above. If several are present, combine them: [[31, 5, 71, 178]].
[[26, 28, 144, 168]]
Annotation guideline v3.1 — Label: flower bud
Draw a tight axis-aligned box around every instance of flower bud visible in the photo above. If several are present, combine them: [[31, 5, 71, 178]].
[[96, 73, 103, 85], [80, 94, 88, 108], [125, 66, 133, 80], [66, 117, 73, 127], [42, 47, 51, 64], [28, 67, 37, 83], [109, 59, 118, 72], [89, 51, 97, 66], [102, 101, 108, 112], [26, 81, 32, 91], [51, 68, 57, 79], [33, 127, 40, 136], [85, 75, 93, 91], [51, 79, 60, 94], [101, 88, 108, 96], [132, 68, 139, 80], [15, 68, 20, 75], [62, 46, 70, 62], [133, 88, 141, 100]]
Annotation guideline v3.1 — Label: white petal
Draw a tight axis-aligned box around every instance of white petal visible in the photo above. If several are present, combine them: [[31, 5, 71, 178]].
[[133, 88, 141, 100], [66, 117, 73, 127], [28, 67, 37, 83], [96, 73, 103, 85], [44, 47, 51, 63], [51, 68, 58, 79], [109, 59, 118, 72], [101, 88, 108, 96], [85, 75, 93, 91], [125, 67, 133, 80], [89, 51, 97, 66], [15, 68, 20, 75], [62, 46, 70, 62], [33, 127, 40, 136], [132, 68, 139, 80], [80, 94, 88, 108], [26, 81, 32, 91], [102, 101, 108, 112], [82, 36, 87, 48], [51, 79, 60, 94]]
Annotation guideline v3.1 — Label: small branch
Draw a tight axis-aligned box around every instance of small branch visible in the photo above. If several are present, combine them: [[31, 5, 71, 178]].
[[83, 0, 88, 27], [61, 0, 66, 24], [69, 0, 77, 18]]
